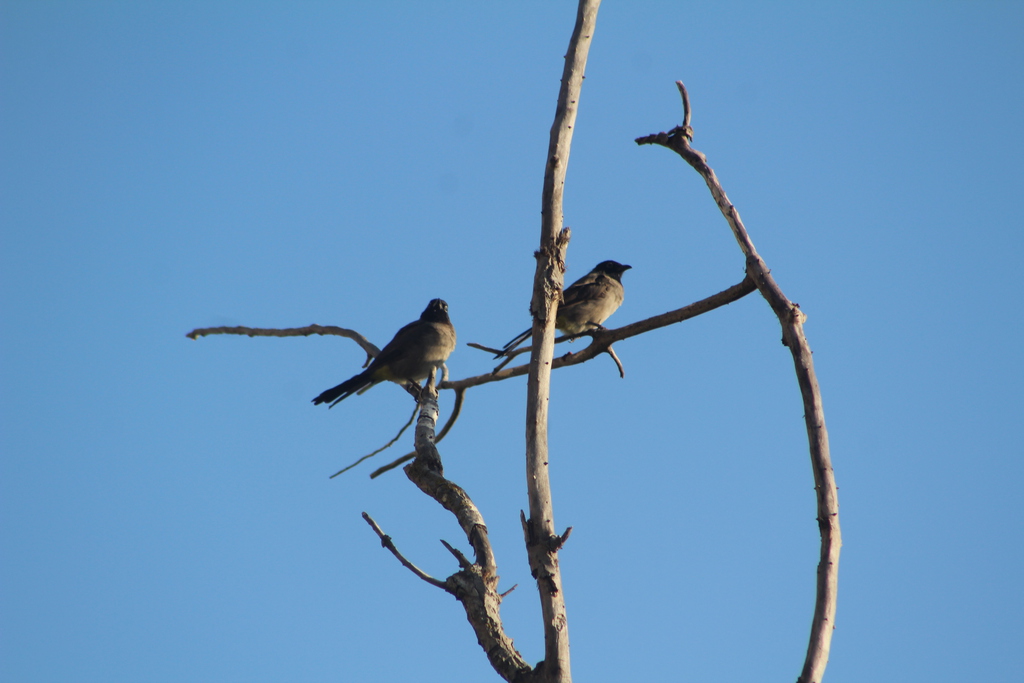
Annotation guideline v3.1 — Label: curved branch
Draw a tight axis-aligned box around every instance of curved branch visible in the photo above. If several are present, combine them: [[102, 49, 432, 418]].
[[637, 80, 841, 683], [604, 345, 624, 378], [330, 404, 418, 478], [362, 512, 448, 590], [368, 387, 466, 479], [403, 382, 530, 682], [186, 324, 380, 366]]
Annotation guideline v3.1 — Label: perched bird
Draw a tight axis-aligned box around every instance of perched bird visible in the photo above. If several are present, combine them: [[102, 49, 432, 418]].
[[312, 299, 456, 407], [496, 260, 631, 358]]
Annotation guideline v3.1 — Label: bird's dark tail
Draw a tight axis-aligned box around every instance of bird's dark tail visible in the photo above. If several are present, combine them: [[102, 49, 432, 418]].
[[312, 370, 374, 407], [494, 328, 531, 359]]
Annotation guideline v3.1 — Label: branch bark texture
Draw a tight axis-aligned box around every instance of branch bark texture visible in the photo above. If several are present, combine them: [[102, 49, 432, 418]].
[[186, 324, 380, 363], [526, 2, 600, 681], [637, 81, 841, 683], [399, 383, 531, 682]]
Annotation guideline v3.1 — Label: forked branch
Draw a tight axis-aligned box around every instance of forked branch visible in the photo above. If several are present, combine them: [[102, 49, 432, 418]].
[[462, 276, 756, 383], [368, 387, 467, 478], [361, 512, 447, 590], [397, 379, 531, 682], [187, 278, 755, 482]]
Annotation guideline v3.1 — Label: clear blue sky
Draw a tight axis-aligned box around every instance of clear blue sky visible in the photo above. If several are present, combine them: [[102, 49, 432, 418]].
[[2, 2, 1022, 681]]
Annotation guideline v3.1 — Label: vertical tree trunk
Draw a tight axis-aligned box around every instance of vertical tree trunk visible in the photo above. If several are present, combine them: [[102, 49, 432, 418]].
[[524, 1, 601, 681]]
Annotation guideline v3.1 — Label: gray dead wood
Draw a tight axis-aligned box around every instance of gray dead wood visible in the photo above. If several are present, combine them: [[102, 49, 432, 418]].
[[637, 80, 841, 683]]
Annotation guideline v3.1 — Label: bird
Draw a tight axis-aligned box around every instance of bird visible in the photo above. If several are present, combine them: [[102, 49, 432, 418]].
[[312, 299, 457, 407], [495, 260, 631, 358]]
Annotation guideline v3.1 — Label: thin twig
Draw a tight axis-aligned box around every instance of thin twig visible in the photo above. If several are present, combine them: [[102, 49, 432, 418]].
[[369, 454, 412, 479], [361, 512, 448, 590], [329, 404, 418, 478], [552, 526, 573, 551], [605, 346, 624, 378], [469, 331, 608, 372], [466, 342, 503, 355], [440, 539, 473, 569], [369, 387, 466, 479]]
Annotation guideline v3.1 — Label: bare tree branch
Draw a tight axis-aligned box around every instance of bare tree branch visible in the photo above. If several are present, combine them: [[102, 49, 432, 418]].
[[186, 324, 380, 367], [368, 386, 466, 479], [187, 280, 753, 483], [330, 404, 418, 478], [468, 329, 616, 373], [402, 380, 531, 682], [365, 279, 754, 480], [604, 346, 624, 378], [405, 384, 493, 571], [523, 1, 600, 680], [185, 280, 752, 408], [440, 538, 473, 569], [449, 277, 756, 392], [361, 511, 448, 590], [185, 15, 837, 683], [637, 80, 841, 683]]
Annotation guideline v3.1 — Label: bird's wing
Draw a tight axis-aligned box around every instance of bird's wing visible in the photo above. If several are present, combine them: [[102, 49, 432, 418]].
[[367, 319, 429, 377], [373, 319, 456, 382], [560, 273, 608, 308]]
